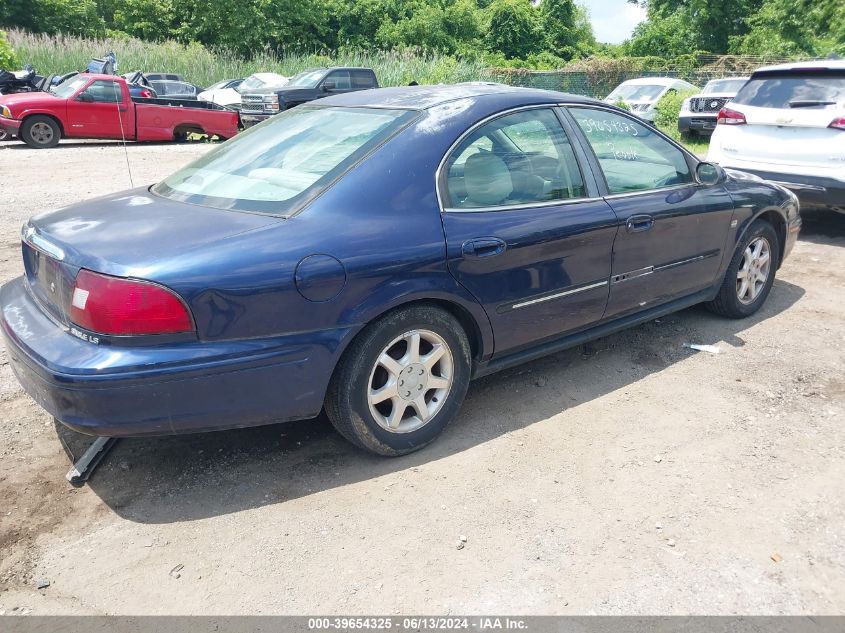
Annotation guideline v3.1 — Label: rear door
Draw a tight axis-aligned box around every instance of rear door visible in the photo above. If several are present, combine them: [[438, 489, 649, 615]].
[[440, 107, 618, 356], [713, 68, 845, 174], [566, 105, 735, 319], [65, 78, 130, 139]]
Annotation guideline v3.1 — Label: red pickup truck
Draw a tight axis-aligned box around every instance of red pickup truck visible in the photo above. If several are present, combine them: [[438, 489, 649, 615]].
[[0, 74, 239, 148]]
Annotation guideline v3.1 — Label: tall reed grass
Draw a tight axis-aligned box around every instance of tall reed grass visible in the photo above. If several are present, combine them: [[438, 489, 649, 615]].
[[5, 29, 493, 87]]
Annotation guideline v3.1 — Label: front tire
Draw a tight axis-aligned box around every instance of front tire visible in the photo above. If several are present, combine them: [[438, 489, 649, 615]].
[[325, 305, 471, 456], [21, 115, 61, 148], [706, 219, 780, 318]]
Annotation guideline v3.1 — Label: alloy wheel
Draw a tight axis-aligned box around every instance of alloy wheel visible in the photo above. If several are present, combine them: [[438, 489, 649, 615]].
[[367, 329, 454, 433], [736, 236, 771, 305]]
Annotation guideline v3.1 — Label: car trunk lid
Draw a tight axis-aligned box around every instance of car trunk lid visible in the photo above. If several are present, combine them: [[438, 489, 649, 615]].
[[22, 187, 282, 323]]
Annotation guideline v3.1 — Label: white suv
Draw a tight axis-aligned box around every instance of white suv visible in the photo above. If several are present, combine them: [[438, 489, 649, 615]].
[[707, 60, 845, 213]]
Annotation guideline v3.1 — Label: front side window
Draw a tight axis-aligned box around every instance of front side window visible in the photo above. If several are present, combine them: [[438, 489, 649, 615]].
[[444, 109, 585, 209], [570, 107, 692, 194], [80, 80, 122, 103], [154, 106, 417, 215], [326, 71, 351, 90]]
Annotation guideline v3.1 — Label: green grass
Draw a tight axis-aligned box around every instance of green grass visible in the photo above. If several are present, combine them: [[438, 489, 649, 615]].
[[5, 30, 493, 88], [658, 124, 711, 158]]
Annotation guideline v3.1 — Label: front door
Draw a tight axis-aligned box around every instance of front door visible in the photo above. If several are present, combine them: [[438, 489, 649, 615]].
[[440, 107, 618, 356], [66, 79, 128, 139], [566, 106, 736, 319]]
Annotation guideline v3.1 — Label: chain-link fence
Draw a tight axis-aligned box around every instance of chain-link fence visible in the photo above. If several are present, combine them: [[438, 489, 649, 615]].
[[491, 54, 806, 98]]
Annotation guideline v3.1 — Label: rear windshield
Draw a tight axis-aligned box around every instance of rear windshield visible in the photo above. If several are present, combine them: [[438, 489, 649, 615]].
[[732, 71, 845, 109], [703, 78, 747, 94], [153, 106, 417, 215]]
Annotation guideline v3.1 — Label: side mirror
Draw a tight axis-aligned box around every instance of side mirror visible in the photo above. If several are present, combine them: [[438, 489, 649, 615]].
[[76, 92, 94, 103], [696, 161, 725, 186], [322, 81, 336, 92]]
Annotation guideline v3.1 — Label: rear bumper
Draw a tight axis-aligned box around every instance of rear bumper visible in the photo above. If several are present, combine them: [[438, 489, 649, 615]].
[[0, 115, 22, 135], [722, 167, 845, 209], [678, 114, 717, 134], [1, 276, 347, 436]]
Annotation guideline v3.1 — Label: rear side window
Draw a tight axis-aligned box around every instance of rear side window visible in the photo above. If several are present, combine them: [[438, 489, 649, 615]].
[[444, 108, 585, 209], [732, 71, 845, 109], [353, 71, 376, 89], [570, 107, 692, 194]]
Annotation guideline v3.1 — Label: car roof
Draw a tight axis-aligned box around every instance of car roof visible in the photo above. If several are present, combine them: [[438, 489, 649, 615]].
[[318, 82, 598, 110], [755, 59, 845, 73]]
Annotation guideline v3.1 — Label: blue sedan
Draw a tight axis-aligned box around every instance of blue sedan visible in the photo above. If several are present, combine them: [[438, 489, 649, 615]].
[[1, 84, 801, 456]]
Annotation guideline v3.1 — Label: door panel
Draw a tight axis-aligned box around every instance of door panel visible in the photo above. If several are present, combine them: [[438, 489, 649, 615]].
[[602, 185, 734, 318], [65, 79, 129, 139], [567, 106, 736, 318], [442, 202, 618, 354]]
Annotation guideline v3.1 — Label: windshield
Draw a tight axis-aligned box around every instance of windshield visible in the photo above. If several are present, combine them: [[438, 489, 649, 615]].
[[287, 70, 326, 88], [703, 78, 747, 94], [51, 75, 89, 98], [732, 71, 845, 109], [153, 106, 417, 215], [607, 84, 665, 102], [239, 74, 287, 92]]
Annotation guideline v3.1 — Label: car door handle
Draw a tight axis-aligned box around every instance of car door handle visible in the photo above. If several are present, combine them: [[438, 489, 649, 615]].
[[461, 237, 507, 258], [626, 214, 654, 233]]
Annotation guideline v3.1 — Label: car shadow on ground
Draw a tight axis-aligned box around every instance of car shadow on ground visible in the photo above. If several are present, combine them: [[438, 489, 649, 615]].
[[797, 208, 845, 247], [54, 275, 807, 524]]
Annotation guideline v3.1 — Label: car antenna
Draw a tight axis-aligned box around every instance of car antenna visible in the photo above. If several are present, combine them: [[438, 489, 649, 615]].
[[112, 64, 134, 187]]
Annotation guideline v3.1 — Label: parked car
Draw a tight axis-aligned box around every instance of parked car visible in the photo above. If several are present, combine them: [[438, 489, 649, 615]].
[[0, 84, 800, 456], [678, 76, 749, 137], [708, 60, 845, 213], [240, 67, 377, 127], [197, 77, 244, 108], [0, 74, 239, 148], [604, 77, 699, 122]]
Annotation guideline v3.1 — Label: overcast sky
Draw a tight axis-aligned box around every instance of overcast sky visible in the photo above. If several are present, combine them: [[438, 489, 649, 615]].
[[580, 0, 647, 44]]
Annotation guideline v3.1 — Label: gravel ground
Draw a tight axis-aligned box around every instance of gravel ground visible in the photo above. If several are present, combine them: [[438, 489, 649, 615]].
[[0, 139, 843, 615]]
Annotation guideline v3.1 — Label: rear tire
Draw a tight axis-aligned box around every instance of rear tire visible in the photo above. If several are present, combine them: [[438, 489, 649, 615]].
[[21, 115, 61, 148], [325, 305, 471, 456], [706, 219, 780, 318]]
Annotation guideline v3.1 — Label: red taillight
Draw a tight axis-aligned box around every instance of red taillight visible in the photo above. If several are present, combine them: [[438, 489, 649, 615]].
[[717, 107, 747, 125], [139, 89, 153, 98], [829, 117, 845, 131], [70, 269, 193, 336]]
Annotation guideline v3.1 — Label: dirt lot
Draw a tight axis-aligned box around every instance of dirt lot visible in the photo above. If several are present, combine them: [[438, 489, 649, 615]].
[[0, 139, 843, 615]]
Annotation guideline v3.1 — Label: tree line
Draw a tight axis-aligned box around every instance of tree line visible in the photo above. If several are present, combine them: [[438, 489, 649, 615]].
[[1, 0, 842, 69]]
